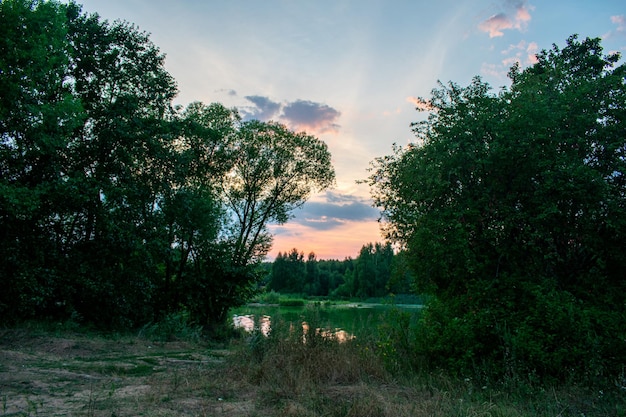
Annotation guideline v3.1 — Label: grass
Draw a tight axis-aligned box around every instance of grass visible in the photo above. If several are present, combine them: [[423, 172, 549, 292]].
[[277, 298, 306, 307], [1, 315, 625, 416]]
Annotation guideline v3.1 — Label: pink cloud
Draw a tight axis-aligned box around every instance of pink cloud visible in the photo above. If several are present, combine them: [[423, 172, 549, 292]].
[[481, 39, 539, 79], [611, 15, 625, 29], [478, 1, 534, 38], [516, 5, 532, 24], [526, 41, 539, 64], [502, 40, 539, 66], [479, 13, 512, 38], [281, 100, 341, 134]]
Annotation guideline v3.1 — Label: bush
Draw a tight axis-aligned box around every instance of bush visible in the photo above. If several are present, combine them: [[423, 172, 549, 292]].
[[410, 282, 626, 384], [138, 310, 203, 342], [278, 298, 305, 307], [259, 290, 280, 304]]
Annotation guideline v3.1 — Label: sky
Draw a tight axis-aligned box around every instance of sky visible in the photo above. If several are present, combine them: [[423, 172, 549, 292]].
[[73, 0, 626, 260]]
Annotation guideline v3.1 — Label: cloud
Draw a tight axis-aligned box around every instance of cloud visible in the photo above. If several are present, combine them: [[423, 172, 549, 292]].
[[281, 100, 341, 134], [478, 1, 534, 38], [268, 192, 383, 259], [243, 95, 281, 120], [276, 191, 379, 232], [516, 40, 539, 64], [240, 96, 341, 134], [482, 39, 539, 79], [612, 15, 626, 28], [479, 13, 512, 38], [216, 88, 237, 96], [603, 15, 626, 40], [502, 40, 539, 65]]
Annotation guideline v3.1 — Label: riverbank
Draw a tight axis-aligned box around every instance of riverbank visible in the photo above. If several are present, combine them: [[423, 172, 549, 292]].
[[1, 324, 623, 416]]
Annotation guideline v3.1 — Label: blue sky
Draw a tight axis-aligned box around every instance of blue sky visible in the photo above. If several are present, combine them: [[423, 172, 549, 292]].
[[74, 0, 626, 260]]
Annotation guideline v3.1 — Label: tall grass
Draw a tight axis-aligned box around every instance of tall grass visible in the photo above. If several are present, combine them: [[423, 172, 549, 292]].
[[223, 305, 626, 417]]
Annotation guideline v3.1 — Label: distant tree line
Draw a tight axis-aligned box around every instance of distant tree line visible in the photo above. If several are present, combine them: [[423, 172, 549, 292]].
[[268, 242, 414, 298], [0, 0, 334, 329]]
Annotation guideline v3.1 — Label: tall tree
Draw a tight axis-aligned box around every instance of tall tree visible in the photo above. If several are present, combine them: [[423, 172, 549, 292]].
[[224, 120, 335, 268], [60, 5, 178, 326], [0, 0, 336, 330], [368, 35, 626, 380], [304, 252, 321, 295]]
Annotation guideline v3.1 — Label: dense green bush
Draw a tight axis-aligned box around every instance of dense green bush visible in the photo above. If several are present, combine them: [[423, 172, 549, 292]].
[[368, 35, 626, 383], [278, 298, 306, 307]]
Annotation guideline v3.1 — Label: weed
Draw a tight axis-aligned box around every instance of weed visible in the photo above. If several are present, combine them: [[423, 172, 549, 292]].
[[278, 298, 305, 307], [138, 310, 203, 342]]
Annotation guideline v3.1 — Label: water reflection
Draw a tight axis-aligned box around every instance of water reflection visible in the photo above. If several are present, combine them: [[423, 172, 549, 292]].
[[232, 314, 271, 336], [232, 313, 355, 343]]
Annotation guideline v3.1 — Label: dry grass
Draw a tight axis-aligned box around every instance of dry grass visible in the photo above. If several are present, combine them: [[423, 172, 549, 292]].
[[0, 324, 624, 416]]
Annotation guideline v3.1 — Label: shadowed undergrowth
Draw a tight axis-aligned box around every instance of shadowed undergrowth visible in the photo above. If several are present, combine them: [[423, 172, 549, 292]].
[[1, 315, 625, 416]]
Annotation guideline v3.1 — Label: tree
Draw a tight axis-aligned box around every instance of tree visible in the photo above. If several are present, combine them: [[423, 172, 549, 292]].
[[158, 102, 238, 321], [61, 4, 178, 327], [270, 248, 306, 293], [195, 118, 335, 323], [368, 35, 626, 380], [224, 120, 335, 268], [349, 242, 394, 298], [0, 0, 88, 321], [304, 252, 321, 295], [0, 0, 335, 330]]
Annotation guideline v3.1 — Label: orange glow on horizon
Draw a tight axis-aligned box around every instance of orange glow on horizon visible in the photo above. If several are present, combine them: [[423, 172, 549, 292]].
[[268, 219, 383, 261]]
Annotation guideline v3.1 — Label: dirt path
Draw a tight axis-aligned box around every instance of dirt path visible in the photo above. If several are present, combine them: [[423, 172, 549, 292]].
[[0, 329, 251, 416]]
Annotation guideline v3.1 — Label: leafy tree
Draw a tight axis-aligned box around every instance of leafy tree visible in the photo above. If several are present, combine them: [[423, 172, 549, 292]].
[[0, 0, 85, 320], [0, 0, 336, 330], [302, 252, 320, 295], [224, 120, 335, 268], [347, 242, 394, 298], [270, 248, 306, 293], [368, 35, 626, 381], [158, 102, 238, 324], [387, 250, 414, 295], [62, 3, 178, 327]]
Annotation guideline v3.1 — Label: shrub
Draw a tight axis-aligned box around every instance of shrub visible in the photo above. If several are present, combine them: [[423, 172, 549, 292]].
[[279, 298, 305, 307]]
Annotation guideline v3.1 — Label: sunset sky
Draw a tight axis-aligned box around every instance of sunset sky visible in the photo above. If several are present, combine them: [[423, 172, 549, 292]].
[[73, 0, 625, 260]]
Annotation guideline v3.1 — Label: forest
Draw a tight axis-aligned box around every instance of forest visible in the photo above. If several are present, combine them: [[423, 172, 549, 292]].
[[267, 242, 413, 299], [2, 0, 626, 389]]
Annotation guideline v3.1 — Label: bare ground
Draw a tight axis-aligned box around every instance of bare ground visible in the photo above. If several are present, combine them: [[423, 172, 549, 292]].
[[0, 329, 251, 416]]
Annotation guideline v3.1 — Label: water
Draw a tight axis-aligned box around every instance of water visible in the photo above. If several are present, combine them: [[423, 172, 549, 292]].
[[231, 302, 423, 340]]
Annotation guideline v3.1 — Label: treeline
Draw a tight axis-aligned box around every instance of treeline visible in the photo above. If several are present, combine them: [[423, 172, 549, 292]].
[[267, 242, 413, 298], [0, 1, 334, 329]]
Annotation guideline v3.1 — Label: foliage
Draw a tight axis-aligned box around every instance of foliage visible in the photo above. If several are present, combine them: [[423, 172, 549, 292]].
[[268, 243, 402, 299], [352, 242, 394, 298], [367, 35, 626, 382], [225, 121, 335, 268], [278, 298, 305, 307], [0, 0, 334, 330], [138, 310, 203, 343], [271, 248, 306, 293]]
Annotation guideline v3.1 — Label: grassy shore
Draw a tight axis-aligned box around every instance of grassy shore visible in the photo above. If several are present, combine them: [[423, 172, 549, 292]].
[[0, 318, 624, 416]]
